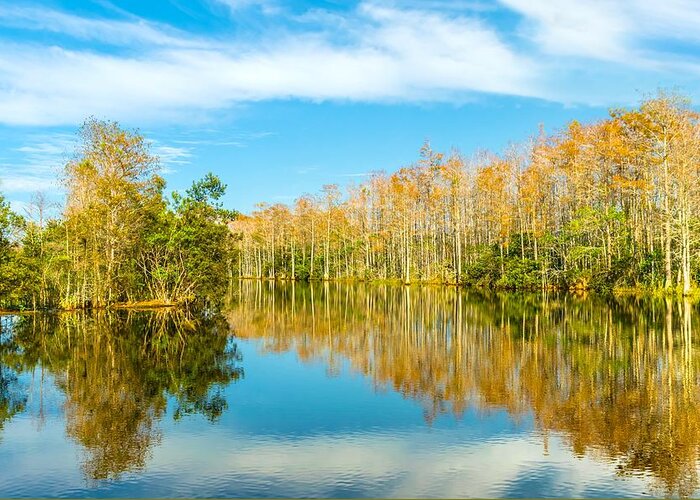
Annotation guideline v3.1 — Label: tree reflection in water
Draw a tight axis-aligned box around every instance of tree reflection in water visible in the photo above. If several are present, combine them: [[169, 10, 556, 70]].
[[227, 281, 700, 497], [0, 317, 26, 439], [1, 309, 242, 481]]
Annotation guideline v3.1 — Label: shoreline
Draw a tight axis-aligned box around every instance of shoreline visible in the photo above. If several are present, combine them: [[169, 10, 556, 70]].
[[1, 281, 696, 315], [0, 299, 181, 315], [236, 277, 699, 298]]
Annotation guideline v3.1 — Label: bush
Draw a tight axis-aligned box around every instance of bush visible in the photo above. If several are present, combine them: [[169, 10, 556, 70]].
[[462, 249, 500, 287], [496, 258, 541, 290]]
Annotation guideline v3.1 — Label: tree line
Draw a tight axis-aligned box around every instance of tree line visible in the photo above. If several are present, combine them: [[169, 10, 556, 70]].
[[230, 93, 700, 294], [0, 118, 235, 310], [1, 92, 699, 309]]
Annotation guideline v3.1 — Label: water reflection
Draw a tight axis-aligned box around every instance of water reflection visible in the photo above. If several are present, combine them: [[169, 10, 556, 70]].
[[0, 318, 26, 439], [0, 309, 242, 481], [227, 281, 700, 497]]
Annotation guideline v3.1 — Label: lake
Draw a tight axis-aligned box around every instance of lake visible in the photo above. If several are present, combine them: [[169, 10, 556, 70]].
[[0, 281, 698, 498]]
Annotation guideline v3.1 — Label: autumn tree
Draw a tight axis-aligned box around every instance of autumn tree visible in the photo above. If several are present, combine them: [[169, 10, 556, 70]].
[[63, 118, 163, 307]]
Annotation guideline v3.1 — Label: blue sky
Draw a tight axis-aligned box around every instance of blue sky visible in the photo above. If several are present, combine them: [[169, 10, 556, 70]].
[[1, 0, 700, 214]]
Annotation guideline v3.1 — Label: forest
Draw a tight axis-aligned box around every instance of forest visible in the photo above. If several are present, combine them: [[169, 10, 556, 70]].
[[0, 118, 236, 310], [0, 92, 699, 310], [231, 93, 700, 295]]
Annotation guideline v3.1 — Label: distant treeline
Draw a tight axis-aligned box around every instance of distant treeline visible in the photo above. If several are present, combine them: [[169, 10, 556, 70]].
[[230, 93, 700, 295], [1, 92, 699, 310], [0, 119, 235, 310]]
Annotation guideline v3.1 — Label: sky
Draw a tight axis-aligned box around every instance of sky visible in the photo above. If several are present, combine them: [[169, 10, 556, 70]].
[[1, 0, 700, 215]]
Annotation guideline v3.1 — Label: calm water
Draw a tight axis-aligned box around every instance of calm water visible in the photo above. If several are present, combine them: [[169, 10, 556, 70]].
[[0, 282, 699, 498]]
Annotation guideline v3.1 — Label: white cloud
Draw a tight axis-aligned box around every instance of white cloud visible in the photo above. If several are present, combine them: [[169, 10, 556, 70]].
[[0, 134, 74, 196], [0, 5, 208, 49], [0, 133, 196, 194], [0, 2, 538, 127], [151, 144, 193, 174], [214, 0, 279, 13], [171, 130, 273, 147], [637, 0, 700, 40], [500, 0, 630, 61], [0, 0, 699, 128], [501, 0, 700, 64], [0, 175, 57, 193]]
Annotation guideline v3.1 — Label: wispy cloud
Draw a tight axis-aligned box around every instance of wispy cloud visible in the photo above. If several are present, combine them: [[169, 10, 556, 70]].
[[0, 2, 538, 126], [0, 132, 198, 195], [0, 0, 699, 128], [213, 0, 280, 15], [500, 0, 630, 61], [501, 0, 700, 64], [0, 174, 56, 193], [0, 134, 75, 195], [171, 130, 274, 148], [0, 4, 209, 49], [151, 143, 193, 173]]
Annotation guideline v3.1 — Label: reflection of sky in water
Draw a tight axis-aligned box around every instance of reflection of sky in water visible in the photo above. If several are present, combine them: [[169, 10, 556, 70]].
[[0, 340, 651, 498]]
